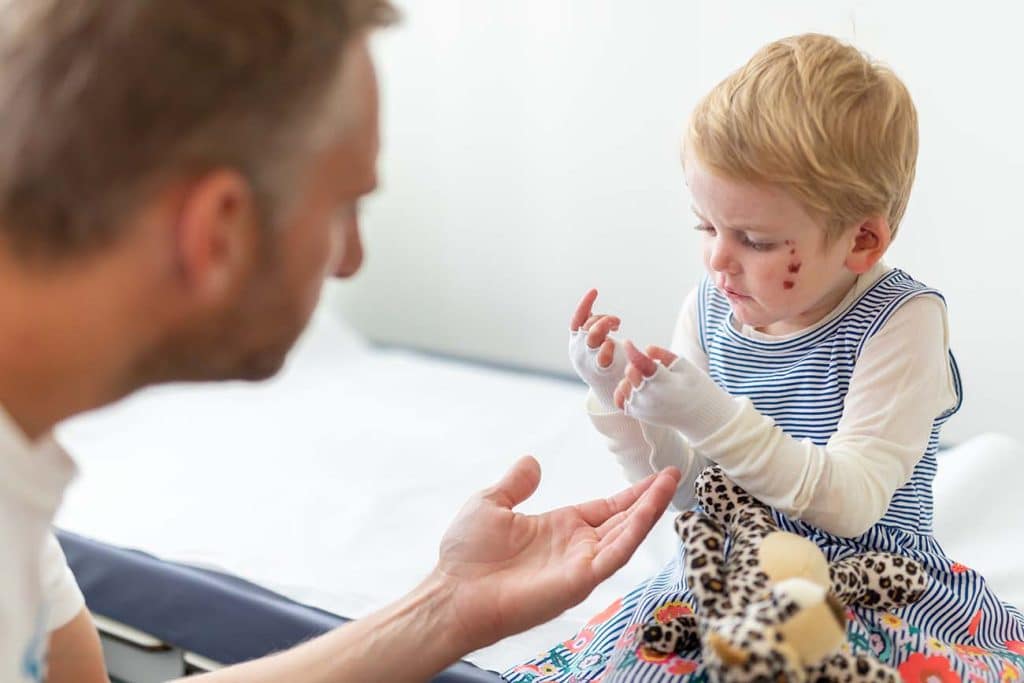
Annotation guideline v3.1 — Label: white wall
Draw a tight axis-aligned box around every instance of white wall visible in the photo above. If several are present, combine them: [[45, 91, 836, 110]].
[[334, 0, 1024, 442]]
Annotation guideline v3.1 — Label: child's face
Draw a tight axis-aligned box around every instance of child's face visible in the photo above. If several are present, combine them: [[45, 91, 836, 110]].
[[684, 150, 859, 336]]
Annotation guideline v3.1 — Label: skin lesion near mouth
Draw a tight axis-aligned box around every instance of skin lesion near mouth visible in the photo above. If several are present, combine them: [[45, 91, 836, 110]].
[[783, 280, 795, 290]]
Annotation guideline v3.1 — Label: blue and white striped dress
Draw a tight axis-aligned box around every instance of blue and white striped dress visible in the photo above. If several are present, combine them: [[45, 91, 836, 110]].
[[506, 269, 1024, 683]]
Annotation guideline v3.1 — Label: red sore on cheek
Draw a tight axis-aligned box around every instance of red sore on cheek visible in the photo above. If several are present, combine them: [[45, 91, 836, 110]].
[[783, 241, 801, 289]]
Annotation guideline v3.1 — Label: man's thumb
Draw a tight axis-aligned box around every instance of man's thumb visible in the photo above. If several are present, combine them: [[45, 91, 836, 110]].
[[485, 455, 541, 509]]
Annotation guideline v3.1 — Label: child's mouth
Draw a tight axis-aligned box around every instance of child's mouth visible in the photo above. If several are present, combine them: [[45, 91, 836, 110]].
[[720, 283, 750, 300]]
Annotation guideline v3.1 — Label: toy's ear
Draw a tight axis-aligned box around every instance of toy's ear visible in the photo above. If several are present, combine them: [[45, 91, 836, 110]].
[[708, 632, 749, 666], [826, 593, 846, 627]]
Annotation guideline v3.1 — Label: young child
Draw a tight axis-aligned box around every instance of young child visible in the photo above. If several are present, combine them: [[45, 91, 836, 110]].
[[506, 33, 1024, 682]]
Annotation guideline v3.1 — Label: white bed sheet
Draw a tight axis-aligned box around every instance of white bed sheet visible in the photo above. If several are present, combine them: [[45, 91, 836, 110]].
[[55, 309, 1024, 672], [932, 432, 1024, 609], [56, 309, 679, 671]]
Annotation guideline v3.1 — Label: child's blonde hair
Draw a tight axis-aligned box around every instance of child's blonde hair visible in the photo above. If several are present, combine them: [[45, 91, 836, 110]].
[[687, 33, 918, 241]]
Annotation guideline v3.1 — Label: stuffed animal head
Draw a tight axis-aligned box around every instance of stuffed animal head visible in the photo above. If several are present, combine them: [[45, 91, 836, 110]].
[[706, 617, 806, 683], [704, 578, 847, 683]]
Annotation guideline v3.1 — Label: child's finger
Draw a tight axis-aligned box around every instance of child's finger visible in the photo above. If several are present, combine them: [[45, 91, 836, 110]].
[[614, 378, 631, 410], [646, 345, 678, 367], [581, 314, 606, 332], [626, 364, 644, 388], [587, 316, 621, 349], [624, 340, 657, 378], [597, 339, 615, 368], [570, 289, 599, 331]]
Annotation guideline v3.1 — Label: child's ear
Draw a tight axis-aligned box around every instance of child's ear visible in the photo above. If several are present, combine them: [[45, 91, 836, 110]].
[[844, 215, 892, 274]]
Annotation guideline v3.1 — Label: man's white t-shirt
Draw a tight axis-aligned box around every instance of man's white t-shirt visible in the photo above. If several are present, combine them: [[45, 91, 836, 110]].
[[0, 407, 85, 682]]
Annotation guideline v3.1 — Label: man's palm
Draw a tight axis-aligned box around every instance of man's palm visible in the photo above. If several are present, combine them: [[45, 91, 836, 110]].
[[436, 457, 680, 651]]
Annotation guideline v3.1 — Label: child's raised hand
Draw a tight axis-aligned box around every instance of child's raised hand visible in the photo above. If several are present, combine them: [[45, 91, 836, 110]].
[[569, 289, 629, 411], [613, 342, 678, 411], [615, 340, 738, 438]]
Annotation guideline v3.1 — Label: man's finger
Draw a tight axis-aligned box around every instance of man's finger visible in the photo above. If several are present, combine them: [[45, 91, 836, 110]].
[[592, 478, 671, 578], [624, 340, 657, 377], [570, 289, 598, 331], [577, 467, 680, 528], [595, 512, 630, 551], [482, 455, 541, 509], [591, 470, 679, 580], [596, 468, 680, 540], [594, 508, 630, 540], [575, 472, 656, 527]]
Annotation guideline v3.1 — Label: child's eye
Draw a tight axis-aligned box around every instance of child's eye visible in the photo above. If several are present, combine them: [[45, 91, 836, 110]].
[[740, 235, 776, 252], [693, 223, 716, 235]]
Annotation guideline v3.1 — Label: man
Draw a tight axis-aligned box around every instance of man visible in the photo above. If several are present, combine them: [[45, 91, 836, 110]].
[[0, 2, 681, 681]]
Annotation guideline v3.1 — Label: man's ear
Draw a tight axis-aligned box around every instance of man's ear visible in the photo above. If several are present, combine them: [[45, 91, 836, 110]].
[[844, 215, 892, 275], [173, 170, 259, 303]]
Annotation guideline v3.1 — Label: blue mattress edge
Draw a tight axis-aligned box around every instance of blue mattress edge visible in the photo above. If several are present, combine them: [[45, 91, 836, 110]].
[[57, 529, 504, 682]]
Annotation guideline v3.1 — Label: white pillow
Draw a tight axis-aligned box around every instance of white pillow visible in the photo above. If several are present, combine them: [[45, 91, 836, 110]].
[[933, 433, 1024, 610]]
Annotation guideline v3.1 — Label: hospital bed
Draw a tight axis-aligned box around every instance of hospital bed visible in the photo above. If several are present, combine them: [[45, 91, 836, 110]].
[[53, 307, 1024, 681]]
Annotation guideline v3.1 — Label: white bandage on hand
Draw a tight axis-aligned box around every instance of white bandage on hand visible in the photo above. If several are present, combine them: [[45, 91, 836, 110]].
[[569, 329, 628, 412], [622, 356, 741, 441]]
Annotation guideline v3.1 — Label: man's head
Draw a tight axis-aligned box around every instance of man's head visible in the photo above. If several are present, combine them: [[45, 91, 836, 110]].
[[0, 1, 394, 385]]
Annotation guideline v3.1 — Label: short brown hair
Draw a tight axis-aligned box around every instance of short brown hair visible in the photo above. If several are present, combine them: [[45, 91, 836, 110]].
[[687, 33, 918, 240], [0, 0, 396, 259]]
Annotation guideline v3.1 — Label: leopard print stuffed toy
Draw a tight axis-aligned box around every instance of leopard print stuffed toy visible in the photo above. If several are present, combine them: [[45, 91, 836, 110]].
[[640, 466, 928, 682]]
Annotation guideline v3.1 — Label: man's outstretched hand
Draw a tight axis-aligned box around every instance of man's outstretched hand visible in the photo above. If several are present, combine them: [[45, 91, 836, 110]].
[[433, 456, 681, 652], [182, 458, 679, 683]]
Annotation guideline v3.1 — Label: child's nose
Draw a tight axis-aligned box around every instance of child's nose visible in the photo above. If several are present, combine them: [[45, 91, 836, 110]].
[[708, 238, 738, 274]]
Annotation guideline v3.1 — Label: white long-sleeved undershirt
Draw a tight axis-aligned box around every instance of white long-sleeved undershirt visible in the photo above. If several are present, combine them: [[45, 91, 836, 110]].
[[587, 263, 958, 537]]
